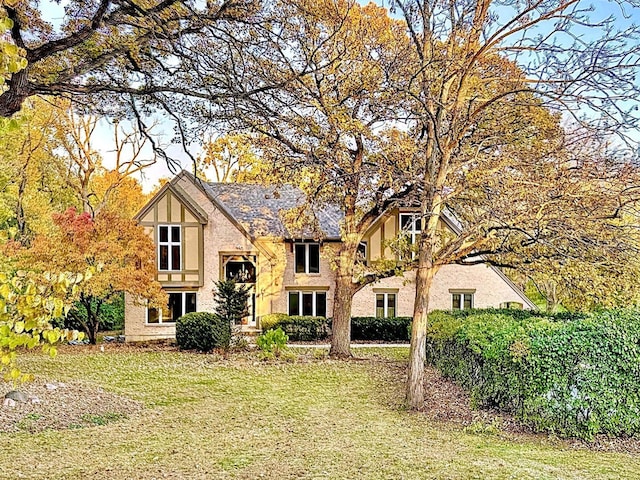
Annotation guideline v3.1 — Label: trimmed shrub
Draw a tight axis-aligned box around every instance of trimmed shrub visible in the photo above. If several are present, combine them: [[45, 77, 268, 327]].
[[176, 312, 231, 351], [259, 313, 290, 332], [261, 314, 329, 341], [351, 317, 412, 342], [426, 309, 640, 440]]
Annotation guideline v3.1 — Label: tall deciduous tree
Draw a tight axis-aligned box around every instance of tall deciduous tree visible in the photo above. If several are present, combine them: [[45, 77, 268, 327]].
[[51, 101, 153, 218], [215, 0, 418, 357], [390, 0, 640, 409], [0, 97, 74, 243], [20, 207, 165, 344]]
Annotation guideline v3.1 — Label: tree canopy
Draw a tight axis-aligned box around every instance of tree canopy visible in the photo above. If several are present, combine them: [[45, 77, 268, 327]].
[[0, 0, 261, 118], [206, 0, 421, 356]]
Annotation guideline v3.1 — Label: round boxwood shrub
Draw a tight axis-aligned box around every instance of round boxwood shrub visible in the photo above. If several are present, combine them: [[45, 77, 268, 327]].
[[176, 312, 231, 351]]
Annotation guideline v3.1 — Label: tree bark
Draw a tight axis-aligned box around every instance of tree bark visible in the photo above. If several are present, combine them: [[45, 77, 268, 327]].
[[0, 68, 30, 118], [330, 272, 355, 357], [406, 257, 436, 409]]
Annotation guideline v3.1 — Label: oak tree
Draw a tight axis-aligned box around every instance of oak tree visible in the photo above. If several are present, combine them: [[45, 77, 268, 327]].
[[0, 0, 261, 118], [213, 0, 418, 357]]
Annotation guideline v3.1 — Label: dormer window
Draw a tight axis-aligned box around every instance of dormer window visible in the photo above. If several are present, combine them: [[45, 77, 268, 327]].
[[357, 241, 367, 263], [158, 225, 181, 271], [294, 242, 320, 274], [399, 213, 422, 245]]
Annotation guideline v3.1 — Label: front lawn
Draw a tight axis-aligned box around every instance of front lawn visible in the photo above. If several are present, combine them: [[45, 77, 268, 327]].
[[0, 346, 638, 479]]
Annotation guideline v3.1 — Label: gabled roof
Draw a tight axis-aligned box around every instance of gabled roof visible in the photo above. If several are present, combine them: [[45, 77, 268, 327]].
[[134, 180, 208, 224], [181, 171, 342, 239]]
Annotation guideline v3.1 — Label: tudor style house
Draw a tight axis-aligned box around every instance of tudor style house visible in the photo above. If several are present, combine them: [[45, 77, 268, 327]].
[[124, 170, 535, 341]]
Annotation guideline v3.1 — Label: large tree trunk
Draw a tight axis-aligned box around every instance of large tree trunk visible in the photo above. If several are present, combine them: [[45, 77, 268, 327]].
[[406, 179, 442, 409], [406, 258, 436, 409], [329, 225, 359, 358], [330, 272, 355, 357]]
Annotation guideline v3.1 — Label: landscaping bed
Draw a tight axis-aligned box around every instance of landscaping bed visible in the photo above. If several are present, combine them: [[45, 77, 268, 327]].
[[0, 378, 142, 433]]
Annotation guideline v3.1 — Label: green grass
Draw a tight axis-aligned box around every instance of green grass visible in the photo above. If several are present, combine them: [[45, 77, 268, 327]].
[[1, 347, 638, 479]]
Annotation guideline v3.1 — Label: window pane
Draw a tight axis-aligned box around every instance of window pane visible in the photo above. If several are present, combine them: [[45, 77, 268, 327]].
[[171, 226, 180, 242], [159, 226, 168, 243], [357, 242, 367, 262], [308, 244, 320, 273], [171, 245, 181, 270], [168, 293, 182, 322], [295, 244, 306, 273], [452, 293, 461, 310], [288, 292, 299, 316], [316, 293, 327, 318], [464, 294, 473, 310], [185, 293, 197, 314], [226, 261, 256, 283], [376, 294, 385, 318], [400, 214, 411, 229], [388, 294, 396, 318], [147, 307, 160, 323], [159, 245, 169, 270], [302, 292, 313, 316]]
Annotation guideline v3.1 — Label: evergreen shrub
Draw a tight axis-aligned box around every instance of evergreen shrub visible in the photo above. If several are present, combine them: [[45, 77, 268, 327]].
[[351, 316, 412, 341], [176, 312, 231, 351], [426, 308, 640, 439]]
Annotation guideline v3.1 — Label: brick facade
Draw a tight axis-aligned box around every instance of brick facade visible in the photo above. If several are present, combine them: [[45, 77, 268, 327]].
[[125, 172, 534, 341]]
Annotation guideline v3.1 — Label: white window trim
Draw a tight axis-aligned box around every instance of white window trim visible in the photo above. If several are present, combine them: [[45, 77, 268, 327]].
[[399, 213, 421, 245], [376, 292, 397, 318], [146, 291, 197, 324], [158, 225, 182, 271], [288, 290, 327, 317], [294, 242, 320, 274], [451, 292, 474, 311]]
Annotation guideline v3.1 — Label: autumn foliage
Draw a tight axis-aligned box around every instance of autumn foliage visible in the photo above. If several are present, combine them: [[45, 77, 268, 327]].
[[20, 208, 165, 344]]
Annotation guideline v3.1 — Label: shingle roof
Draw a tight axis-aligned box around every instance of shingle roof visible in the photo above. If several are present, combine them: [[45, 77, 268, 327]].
[[197, 180, 343, 239]]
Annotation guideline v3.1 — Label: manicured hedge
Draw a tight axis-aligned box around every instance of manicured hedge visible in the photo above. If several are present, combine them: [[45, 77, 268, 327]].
[[261, 314, 412, 342], [425, 309, 640, 439], [176, 312, 231, 351], [351, 317, 411, 342], [260, 314, 329, 341]]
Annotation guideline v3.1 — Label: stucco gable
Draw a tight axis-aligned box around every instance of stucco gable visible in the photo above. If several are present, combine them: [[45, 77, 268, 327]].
[[134, 180, 208, 225]]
